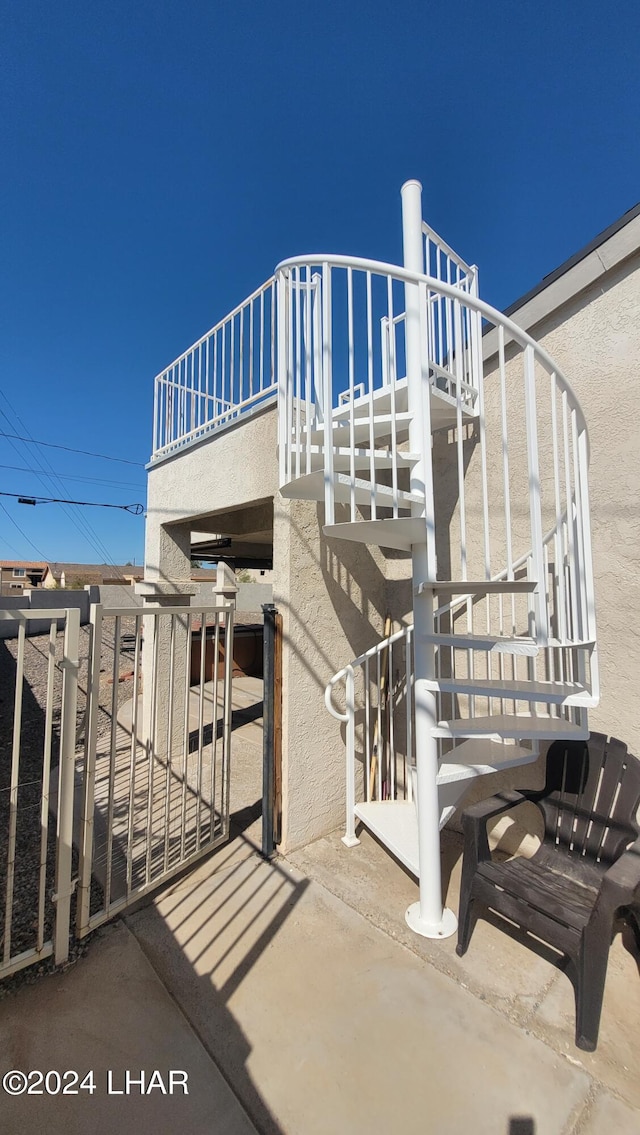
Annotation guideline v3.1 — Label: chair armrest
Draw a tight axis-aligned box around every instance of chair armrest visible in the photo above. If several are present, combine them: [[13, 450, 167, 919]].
[[460, 790, 535, 870], [599, 838, 640, 906], [461, 790, 533, 827]]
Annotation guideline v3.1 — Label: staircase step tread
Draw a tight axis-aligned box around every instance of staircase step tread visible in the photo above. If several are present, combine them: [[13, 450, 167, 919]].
[[323, 517, 426, 551], [417, 579, 537, 595], [308, 414, 413, 448], [353, 801, 420, 875], [332, 375, 477, 427], [425, 632, 595, 655], [333, 378, 410, 420], [426, 632, 538, 655], [280, 470, 423, 506], [434, 715, 589, 740], [293, 446, 421, 470], [436, 738, 537, 785], [429, 677, 593, 706]]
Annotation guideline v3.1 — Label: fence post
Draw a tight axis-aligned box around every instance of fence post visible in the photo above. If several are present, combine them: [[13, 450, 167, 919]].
[[54, 607, 80, 965], [76, 603, 103, 937], [262, 603, 278, 858]]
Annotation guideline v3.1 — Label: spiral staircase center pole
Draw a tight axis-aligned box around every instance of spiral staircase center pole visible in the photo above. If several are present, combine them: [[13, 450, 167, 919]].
[[401, 179, 457, 939]]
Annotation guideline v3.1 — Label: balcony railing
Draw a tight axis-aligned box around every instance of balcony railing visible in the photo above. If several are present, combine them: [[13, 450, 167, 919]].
[[152, 277, 277, 459]]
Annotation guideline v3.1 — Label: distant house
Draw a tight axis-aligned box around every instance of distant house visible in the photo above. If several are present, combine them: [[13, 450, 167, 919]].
[[40, 563, 145, 589], [0, 560, 47, 596], [189, 568, 219, 583]]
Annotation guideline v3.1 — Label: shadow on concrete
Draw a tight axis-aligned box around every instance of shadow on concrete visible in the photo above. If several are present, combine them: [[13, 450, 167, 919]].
[[509, 1119, 535, 1135], [127, 829, 308, 1135]]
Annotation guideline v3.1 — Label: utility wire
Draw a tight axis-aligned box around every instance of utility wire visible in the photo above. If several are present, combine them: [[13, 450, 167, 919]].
[[0, 491, 144, 514], [0, 404, 116, 560], [0, 431, 146, 466], [0, 501, 49, 560], [0, 394, 139, 571], [0, 462, 145, 489], [0, 490, 142, 513]]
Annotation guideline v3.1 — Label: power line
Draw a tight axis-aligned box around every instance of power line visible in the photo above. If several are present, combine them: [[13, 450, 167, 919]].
[[0, 430, 146, 467], [0, 462, 146, 489], [0, 491, 144, 515], [0, 396, 134, 566], [0, 501, 48, 560]]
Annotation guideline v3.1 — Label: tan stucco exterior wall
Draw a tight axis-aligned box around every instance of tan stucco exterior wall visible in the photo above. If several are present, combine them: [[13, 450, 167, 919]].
[[519, 249, 640, 755], [145, 406, 280, 583], [439, 246, 640, 850], [474, 249, 640, 761], [274, 498, 389, 851]]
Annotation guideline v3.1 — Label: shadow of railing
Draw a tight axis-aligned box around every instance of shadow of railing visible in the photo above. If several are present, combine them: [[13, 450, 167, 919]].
[[126, 824, 308, 1135]]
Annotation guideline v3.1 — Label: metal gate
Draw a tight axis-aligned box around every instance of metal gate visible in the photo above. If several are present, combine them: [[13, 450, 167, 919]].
[[0, 601, 234, 978], [0, 606, 81, 977]]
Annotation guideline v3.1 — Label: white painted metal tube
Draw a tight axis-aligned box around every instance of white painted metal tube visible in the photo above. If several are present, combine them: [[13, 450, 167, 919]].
[[77, 605, 103, 936], [4, 620, 25, 963], [54, 607, 80, 966], [341, 668, 359, 847], [275, 253, 590, 455], [401, 179, 456, 939]]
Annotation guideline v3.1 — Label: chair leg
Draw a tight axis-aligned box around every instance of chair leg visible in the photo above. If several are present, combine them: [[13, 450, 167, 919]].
[[456, 894, 479, 957], [575, 932, 611, 1052]]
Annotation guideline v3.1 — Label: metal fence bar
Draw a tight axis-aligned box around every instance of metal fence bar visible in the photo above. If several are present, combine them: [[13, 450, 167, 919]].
[[262, 604, 277, 858], [4, 620, 25, 964], [53, 606, 80, 965], [37, 622, 57, 952]]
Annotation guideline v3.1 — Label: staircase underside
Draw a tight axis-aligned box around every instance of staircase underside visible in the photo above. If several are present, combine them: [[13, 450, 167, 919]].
[[354, 738, 539, 877], [323, 516, 427, 550]]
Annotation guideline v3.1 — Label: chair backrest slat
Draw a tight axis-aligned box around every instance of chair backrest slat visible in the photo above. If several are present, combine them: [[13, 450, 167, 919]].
[[540, 734, 640, 871]]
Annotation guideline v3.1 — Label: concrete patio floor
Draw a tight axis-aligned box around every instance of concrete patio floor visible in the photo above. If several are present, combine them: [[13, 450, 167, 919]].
[[1, 680, 639, 1135]]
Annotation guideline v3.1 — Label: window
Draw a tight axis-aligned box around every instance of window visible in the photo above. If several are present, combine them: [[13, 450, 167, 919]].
[[12, 568, 25, 578], [10, 583, 23, 590]]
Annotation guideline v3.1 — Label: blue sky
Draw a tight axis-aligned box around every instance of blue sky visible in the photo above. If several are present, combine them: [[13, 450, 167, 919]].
[[1, 0, 638, 565]]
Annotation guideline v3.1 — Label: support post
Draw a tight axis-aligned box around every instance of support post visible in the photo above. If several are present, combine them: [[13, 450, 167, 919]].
[[262, 603, 277, 858], [401, 179, 457, 939], [54, 607, 81, 965]]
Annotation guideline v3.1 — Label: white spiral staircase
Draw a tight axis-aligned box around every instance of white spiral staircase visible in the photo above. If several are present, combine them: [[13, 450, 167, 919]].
[[277, 180, 599, 938]]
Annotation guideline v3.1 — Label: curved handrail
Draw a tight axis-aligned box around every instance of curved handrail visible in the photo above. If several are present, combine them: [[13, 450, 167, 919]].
[[326, 625, 413, 713], [275, 253, 589, 454]]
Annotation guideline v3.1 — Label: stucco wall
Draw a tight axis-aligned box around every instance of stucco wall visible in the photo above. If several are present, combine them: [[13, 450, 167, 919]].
[[145, 406, 279, 584], [438, 245, 640, 849], [521, 249, 640, 755], [274, 496, 389, 851]]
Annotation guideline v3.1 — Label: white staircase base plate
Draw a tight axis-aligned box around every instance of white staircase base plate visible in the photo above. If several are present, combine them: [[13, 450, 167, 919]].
[[405, 902, 458, 940], [341, 834, 360, 848]]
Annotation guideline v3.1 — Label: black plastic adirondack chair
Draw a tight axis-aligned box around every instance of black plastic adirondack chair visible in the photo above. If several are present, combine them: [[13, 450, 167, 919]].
[[456, 732, 640, 1051]]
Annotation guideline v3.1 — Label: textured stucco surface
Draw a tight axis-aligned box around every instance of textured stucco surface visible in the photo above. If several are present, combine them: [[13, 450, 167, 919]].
[[479, 249, 640, 755], [443, 246, 640, 840], [274, 496, 389, 851], [524, 249, 640, 754], [145, 407, 279, 583]]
